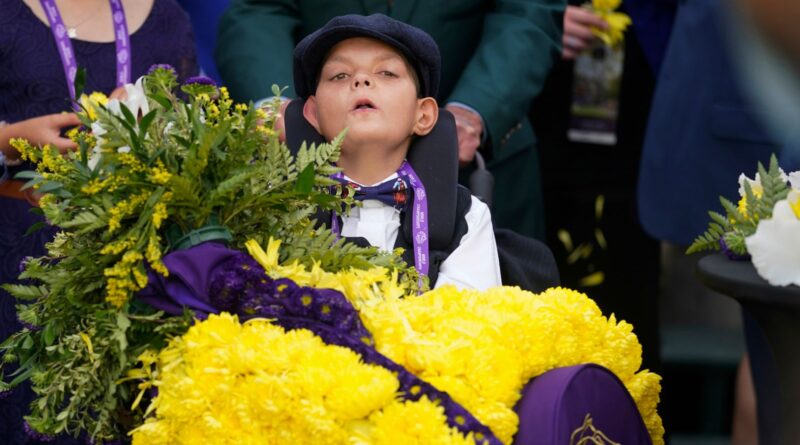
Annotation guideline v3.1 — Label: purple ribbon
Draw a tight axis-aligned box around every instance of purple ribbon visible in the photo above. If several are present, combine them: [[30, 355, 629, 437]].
[[40, 0, 131, 111], [136, 245, 501, 444], [331, 161, 429, 287]]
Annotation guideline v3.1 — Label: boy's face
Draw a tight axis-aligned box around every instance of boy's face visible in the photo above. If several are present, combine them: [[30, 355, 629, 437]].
[[304, 37, 435, 150]]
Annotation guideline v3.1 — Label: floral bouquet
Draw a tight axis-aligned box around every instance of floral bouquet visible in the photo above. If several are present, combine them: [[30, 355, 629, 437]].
[[688, 154, 800, 286], [585, 0, 631, 47], [1, 67, 663, 444]]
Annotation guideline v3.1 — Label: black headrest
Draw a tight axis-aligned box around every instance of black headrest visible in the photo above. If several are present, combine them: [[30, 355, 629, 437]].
[[284, 99, 458, 249]]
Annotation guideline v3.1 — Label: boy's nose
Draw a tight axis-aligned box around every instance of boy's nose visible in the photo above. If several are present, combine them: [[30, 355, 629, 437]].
[[352, 74, 372, 89]]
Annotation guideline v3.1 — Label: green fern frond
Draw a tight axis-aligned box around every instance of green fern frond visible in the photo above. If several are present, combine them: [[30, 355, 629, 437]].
[[723, 230, 749, 256], [1, 284, 48, 301], [208, 169, 255, 203]]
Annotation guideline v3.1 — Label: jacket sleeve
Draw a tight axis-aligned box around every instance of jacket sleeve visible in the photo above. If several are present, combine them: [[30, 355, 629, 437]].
[[447, 0, 564, 150], [215, 0, 301, 102]]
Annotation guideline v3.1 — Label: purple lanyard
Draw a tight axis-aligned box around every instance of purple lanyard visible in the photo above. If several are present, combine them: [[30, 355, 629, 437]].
[[40, 0, 131, 111], [332, 161, 430, 287]]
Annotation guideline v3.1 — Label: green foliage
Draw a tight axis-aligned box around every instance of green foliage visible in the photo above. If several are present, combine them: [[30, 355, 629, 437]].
[[687, 154, 790, 255], [1, 68, 416, 442]]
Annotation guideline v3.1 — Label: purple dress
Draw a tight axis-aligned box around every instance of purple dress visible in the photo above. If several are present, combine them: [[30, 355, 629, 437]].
[[0, 1, 197, 442]]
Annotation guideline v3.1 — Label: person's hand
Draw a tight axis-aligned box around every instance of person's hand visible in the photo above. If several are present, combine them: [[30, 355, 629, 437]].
[[274, 99, 290, 143], [562, 6, 609, 60], [445, 104, 484, 167], [109, 86, 128, 101], [4, 113, 81, 157]]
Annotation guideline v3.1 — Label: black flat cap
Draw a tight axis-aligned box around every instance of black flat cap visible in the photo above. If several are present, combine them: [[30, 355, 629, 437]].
[[293, 14, 441, 99]]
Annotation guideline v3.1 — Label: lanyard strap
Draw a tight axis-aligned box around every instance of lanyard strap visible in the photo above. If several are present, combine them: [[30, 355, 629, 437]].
[[332, 161, 430, 287], [40, 0, 131, 110]]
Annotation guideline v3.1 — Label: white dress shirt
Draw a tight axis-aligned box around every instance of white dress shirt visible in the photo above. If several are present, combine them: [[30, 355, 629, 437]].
[[340, 173, 502, 290]]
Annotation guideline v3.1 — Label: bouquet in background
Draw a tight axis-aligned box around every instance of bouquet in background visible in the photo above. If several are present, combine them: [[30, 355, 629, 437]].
[[586, 0, 631, 47], [688, 154, 800, 286]]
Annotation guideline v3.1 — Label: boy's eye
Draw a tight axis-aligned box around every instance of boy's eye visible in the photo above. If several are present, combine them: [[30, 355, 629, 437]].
[[379, 71, 397, 78], [330, 73, 349, 81]]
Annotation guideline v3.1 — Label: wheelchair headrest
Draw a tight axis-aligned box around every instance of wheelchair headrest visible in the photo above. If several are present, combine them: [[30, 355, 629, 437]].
[[284, 99, 459, 249]]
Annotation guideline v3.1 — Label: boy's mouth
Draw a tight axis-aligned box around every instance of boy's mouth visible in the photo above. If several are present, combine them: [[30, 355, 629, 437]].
[[352, 99, 377, 111]]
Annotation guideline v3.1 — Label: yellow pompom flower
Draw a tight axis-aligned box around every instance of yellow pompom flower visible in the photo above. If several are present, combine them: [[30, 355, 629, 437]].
[[365, 397, 475, 445], [130, 314, 473, 445], [358, 286, 663, 445], [241, 239, 663, 444]]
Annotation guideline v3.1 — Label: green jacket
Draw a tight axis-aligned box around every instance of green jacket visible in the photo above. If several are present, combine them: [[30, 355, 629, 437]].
[[216, 0, 564, 238]]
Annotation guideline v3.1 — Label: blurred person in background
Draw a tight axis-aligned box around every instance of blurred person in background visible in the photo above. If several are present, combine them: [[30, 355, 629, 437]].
[[532, 0, 676, 373], [0, 0, 197, 442]]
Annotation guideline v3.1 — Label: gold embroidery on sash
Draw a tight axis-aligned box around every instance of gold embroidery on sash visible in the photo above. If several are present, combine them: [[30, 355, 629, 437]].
[[570, 413, 621, 445]]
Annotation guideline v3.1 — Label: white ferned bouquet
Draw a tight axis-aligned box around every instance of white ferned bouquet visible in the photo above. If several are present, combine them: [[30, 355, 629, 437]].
[[689, 154, 800, 286]]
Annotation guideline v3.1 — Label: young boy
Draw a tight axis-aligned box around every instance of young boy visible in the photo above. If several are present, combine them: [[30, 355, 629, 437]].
[[293, 14, 501, 290]]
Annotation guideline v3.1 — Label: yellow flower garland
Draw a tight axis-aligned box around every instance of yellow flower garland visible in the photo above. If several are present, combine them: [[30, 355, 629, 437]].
[[360, 286, 663, 444], [131, 314, 474, 445], [245, 239, 664, 444]]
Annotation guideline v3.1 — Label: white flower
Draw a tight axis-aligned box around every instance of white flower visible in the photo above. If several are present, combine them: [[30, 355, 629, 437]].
[[106, 77, 149, 118], [738, 173, 764, 197], [87, 122, 107, 170], [738, 168, 790, 197], [87, 148, 102, 170], [117, 146, 131, 154], [745, 198, 800, 286], [788, 170, 800, 190]]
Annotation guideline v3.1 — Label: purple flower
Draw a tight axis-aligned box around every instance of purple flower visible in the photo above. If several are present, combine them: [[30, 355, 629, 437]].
[[147, 64, 176, 75], [720, 238, 751, 261], [18, 256, 32, 274], [17, 315, 40, 332], [23, 421, 55, 442], [182, 76, 217, 87], [0, 388, 13, 400]]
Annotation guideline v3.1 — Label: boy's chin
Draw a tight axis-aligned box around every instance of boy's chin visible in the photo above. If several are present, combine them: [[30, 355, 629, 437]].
[[342, 129, 408, 148]]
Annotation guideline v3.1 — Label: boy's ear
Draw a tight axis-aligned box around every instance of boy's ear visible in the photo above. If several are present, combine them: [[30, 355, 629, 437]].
[[413, 97, 439, 136], [302, 96, 322, 133]]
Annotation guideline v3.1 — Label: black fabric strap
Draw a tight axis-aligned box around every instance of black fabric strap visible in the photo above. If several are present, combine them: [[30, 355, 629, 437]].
[[394, 185, 472, 286]]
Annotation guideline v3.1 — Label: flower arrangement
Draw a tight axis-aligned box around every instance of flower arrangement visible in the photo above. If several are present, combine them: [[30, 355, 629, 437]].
[[586, 0, 631, 47], [2, 67, 662, 444], [687, 154, 800, 286], [130, 313, 474, 445], [247, 239, 664, 444], [1, 67, 410, 442]]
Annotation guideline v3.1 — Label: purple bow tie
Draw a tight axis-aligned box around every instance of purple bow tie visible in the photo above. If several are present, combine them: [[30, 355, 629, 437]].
[[340, 176, 412, 211]]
